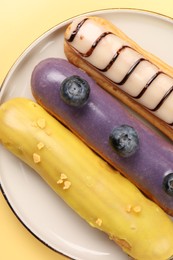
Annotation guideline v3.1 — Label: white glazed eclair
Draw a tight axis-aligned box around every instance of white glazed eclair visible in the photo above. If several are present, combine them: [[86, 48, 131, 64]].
[[64, 16, 173, 141]]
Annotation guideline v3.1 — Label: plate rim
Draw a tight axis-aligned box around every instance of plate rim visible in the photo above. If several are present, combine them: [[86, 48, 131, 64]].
[[1, 7, 173, 260], [1, 7, 173, 92]]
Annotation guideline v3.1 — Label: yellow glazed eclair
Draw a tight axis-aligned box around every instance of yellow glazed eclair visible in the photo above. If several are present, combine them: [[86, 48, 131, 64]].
[[0, 98, 173, 260]]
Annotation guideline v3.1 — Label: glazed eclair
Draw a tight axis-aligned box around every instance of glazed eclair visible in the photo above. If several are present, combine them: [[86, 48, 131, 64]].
[[1, 98, 173, 260], [64, 16, 173, 141], [31, 57, 173, 216]]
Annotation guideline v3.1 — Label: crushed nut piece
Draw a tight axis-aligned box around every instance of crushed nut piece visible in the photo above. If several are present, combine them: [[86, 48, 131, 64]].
[[63, 181, 71, 190], [126, 204, 132, 213], [37, 118, 46, 129], [33, 153, 41, 163], [60, 173, 68, 180], [57, 179, 63, 184], [37, 142, 45, 150], [133, 205, 142, 213], [95, 218, 102, 226], [57, 173, 71, 189], [109, 234, 114, 240]]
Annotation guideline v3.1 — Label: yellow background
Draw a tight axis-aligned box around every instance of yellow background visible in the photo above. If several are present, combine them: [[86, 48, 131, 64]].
[[1, 0, 173, 259]]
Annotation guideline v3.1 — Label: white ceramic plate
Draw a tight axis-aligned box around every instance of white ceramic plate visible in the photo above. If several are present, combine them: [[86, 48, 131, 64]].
[[1, 8, 173, 260]]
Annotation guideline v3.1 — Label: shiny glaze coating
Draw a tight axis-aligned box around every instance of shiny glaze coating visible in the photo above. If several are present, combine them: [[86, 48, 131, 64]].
[[1, 98, 173, 260], [31, 58, 173, 215]]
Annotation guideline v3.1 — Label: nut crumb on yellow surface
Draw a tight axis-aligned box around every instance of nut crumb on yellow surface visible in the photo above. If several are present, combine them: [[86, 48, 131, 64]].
[[33, 153, 41, 163], [60, 173, 68, 180], [133, 205, 142, 213], [63, 181, 71, 190], [125, 204, 132, 213], [95, 218, 102, 226], [37, 142, 45, 150], [57, 179, 63, 184], [57, 174, 70, 188], [125, 204, 142, 213], [37, 118, 46, 129]]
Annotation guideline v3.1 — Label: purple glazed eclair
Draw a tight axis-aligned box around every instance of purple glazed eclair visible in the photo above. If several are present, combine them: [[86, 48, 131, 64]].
[[31, 58, 173, 215]]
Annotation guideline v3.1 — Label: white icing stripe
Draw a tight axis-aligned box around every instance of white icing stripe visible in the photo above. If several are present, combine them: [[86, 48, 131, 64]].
[[123, 61, 159, 97], [85, 34, 128, 70], [103, 47, 142, 86], [66, 18, 173, 125], [140, 73, 173, 110]]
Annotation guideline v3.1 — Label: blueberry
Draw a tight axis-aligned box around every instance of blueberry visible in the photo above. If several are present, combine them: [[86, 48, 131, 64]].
[[163, 172, 173, 196], [60, 75, 90, 107], [109, 125, 139, 157]]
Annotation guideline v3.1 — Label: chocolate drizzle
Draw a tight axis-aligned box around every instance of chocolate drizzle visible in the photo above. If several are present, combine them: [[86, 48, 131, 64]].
[[100, 45, 130, 72], [67, 18, 173, 125], [67, 18, 88, 42], [135, 71, 162, 99], [118, 58, 145, 86], [82, 32, 112, 57], [152, 85, 173, 112]]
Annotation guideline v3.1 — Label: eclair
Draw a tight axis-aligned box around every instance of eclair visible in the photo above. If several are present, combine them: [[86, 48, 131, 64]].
[[64, 16, 173, 141], [1, 98, 173, 260], [31, 57, 173, 216]]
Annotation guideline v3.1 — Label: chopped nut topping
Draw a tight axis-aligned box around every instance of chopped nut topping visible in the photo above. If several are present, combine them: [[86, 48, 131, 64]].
[[60, 173, 67, 180], [33, 153, 41, 163], [37, 118, 46, 129], [37, 142, 45, 150], [57, 173, 71, 189], [109, 234, 114, 240], [57, 179, 63, 184], [126, 204, 132, 213], [95, 218, 102, 226], [133, 205, 142, 213], [126, 204, 142, 213], [63, 181, 71, 190]]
